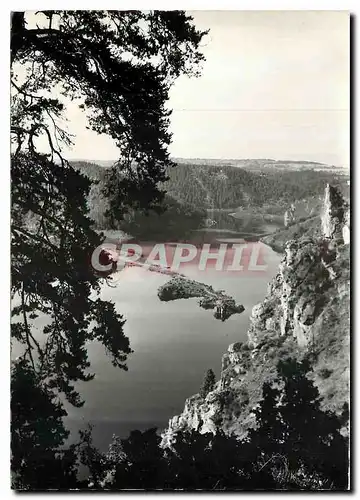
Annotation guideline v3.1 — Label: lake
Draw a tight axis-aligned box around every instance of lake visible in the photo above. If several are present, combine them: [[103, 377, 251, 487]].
[[64, 242, 282, 451]]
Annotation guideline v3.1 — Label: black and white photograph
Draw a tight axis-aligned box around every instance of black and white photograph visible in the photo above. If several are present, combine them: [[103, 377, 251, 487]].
[[9, 8, 350, 491]]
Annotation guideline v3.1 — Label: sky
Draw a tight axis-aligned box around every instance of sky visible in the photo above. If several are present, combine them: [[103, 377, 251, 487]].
[[59, 10, 350, 167]]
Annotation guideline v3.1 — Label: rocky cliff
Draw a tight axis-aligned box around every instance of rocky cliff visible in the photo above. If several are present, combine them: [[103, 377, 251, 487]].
[[262, 184, 349, 254], [161, 184, 350, 447]]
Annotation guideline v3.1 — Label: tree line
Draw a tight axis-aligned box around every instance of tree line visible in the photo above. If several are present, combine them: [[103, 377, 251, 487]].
[[10, 10, 349, 492], [11, 357, 349, 490]]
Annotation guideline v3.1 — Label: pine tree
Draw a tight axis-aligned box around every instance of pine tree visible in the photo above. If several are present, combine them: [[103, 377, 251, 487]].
[[248, 382, 284, 455], [200, 369, 216, 398], [248, 358, 349, 489], [11, 360, 78, 490], [11, 10, 207, 488], [277, 358, 348, 488]]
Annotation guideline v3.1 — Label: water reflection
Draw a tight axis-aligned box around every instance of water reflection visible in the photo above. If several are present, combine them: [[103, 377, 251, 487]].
[[65, 243, 281, 450]]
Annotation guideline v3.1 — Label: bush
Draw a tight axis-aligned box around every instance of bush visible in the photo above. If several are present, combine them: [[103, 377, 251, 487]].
[[200, 369, 216, 399]]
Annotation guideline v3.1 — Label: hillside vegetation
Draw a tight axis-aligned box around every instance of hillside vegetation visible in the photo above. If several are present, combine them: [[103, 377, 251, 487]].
[[162, 185, 350, 466], [261, 217, 322, 253], [164, 163, 348, 209], [71, 160, 348, 241]]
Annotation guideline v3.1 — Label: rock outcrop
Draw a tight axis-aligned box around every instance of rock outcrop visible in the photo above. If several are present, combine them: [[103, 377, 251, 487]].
[[262, 184, 349, 254], [157, 276, 244, 321], [161, 185, 350, 446], [321, 184, 349, 244], [342, 209, 350, 245], [284, 204, 295, 227]]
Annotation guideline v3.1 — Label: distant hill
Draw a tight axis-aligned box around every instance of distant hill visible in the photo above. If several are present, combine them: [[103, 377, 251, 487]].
[[70, 159, 116, 169], [72, 159, 348, 210], [163, 162, 348, 210], [172, 158, 347, 173], [70, 157, 348, 173], [71, 159, 349, 236]]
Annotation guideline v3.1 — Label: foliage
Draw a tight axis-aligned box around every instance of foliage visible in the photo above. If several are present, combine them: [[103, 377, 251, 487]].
[[12, 355, 348, 490], [246, 357, 349, 490], [109, 429, 165, 489], [11, 359, 79, 490], [261, 216, 322, 252], [10, 11, 349, 492], [73, 161, 207, 237], [199, 368, 216, 399], [74, 159, 347, 235], [11, 9, 207, 489], [76, 357, 348, 491], [12, 152, 131, 406], [102, 195, 205, 241], [164, 163, 348, 210]]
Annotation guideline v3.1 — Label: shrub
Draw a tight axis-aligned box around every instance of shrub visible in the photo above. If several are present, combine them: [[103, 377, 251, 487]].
[[200, 369, 216, 399]]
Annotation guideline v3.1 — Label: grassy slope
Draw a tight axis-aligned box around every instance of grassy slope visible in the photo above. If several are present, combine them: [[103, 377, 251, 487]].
[[261, 216, 322, 253]]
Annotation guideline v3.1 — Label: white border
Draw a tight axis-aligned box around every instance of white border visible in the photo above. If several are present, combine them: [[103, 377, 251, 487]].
[[1, 1, 356, 498], [2, 1, 358, 10]]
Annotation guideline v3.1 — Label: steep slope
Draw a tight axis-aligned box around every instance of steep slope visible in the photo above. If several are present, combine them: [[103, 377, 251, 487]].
[[71, 160, 349, 234], [261, 216, 322, 253], [161, 185, 350, 447], [164, 163, 347, 210], [261, 182, 350, 253]]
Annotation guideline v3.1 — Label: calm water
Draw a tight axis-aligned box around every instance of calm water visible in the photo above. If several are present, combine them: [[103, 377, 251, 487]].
[[63, 243, 282, 450]]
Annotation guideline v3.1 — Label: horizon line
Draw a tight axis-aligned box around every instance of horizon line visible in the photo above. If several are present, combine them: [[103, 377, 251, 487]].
[[67, 156, 349, 170]]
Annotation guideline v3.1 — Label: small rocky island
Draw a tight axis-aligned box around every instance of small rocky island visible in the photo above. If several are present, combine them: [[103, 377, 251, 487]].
[[157, 276, 245, 321]]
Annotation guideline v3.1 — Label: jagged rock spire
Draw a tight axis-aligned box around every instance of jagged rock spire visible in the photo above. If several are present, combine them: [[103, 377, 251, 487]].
[[343, 209, 350, 245], [321, 184, 349, 244]]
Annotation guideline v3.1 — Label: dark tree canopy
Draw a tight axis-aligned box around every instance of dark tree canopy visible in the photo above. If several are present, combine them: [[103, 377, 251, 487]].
[[247, 358, 349, 490], [118, 195, 206, 241], [75, 358, 348, 490], [11, 11, 208, 218], [11, 8, 207, 402], [11, 360, 79, 490], [11, 12, 349, 493], [10, 10, 207, 488], [199, 368, 216, 399]]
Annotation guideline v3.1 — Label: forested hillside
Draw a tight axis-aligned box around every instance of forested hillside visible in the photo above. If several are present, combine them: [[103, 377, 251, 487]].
[[164, 163, 348, 209], [71, 161, 207, 238], [71, 161, 348, 237]]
